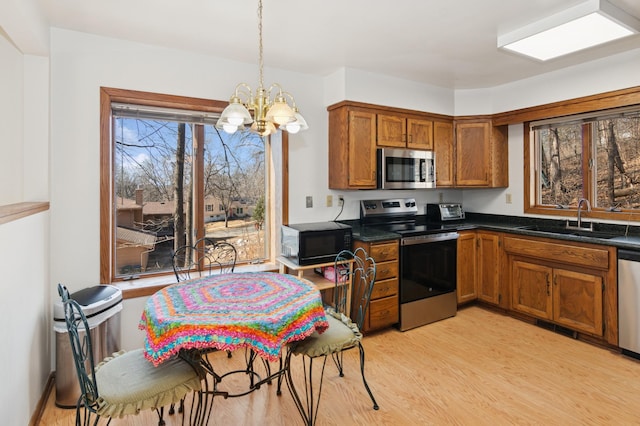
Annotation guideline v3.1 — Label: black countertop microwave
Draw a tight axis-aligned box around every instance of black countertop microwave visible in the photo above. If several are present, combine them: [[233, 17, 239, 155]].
[[281, 222, 352, 265]]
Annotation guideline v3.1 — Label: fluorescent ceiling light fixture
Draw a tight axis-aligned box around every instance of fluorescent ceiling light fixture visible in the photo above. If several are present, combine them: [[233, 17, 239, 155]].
[[498, 0, 640, 61]]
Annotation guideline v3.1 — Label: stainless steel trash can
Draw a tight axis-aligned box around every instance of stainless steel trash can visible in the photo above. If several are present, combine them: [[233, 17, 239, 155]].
[[53, 285, 123, 408]]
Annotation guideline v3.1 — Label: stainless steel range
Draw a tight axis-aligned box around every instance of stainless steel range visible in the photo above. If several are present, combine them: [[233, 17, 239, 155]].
[[361, 198, 459, 331]]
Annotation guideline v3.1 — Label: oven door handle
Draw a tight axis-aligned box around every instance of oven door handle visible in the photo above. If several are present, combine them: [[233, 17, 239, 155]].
[[401, 232, 459, 246]]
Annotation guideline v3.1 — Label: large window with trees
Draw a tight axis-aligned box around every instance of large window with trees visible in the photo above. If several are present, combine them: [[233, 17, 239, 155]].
[[100, 88, 284, 285], [530, 106, 640, 214]]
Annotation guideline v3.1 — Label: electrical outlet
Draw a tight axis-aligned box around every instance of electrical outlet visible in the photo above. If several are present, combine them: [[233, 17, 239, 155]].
[[326, 195, 333, 207], [438, 192, 444, 203], [505, 193, 512, 204], [338, 195, 344, 206], [306, 196, 313, 208]]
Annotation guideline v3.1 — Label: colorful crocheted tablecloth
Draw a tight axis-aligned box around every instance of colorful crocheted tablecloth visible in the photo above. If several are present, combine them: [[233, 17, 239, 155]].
[[140, 272, 329, 366]]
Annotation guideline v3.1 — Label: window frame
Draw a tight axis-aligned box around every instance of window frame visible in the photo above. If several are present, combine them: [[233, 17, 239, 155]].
[[100, 87, 289, 285], [509, 86, 640, 222]]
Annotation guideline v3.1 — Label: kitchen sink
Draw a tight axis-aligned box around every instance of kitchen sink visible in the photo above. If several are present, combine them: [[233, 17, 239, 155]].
[[523, 225, 619, 239]]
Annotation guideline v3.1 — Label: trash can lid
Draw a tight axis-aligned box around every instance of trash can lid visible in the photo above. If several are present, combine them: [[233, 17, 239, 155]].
[[54, 285, 123, 322], [72, 285, 120, 306]]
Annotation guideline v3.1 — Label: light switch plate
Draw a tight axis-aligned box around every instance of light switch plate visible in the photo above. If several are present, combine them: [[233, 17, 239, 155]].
[[306, 196, 313, 208]]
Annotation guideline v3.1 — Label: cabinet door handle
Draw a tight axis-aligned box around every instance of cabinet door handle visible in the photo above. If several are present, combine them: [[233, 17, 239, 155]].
[[546, 273, 551, 296]]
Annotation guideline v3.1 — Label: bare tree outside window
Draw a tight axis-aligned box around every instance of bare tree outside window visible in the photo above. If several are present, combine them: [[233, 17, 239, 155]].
[[595, 117, 640, 209], [535, 114, 640, 211], [538, 123, 583, 206], [114, 114, 266, 278]]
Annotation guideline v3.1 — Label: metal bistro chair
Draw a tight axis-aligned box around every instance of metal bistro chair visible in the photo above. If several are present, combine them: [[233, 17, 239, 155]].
[[171, 238, 237, 282], [282, 247, 380, 425], [57, 284, 203, 426]]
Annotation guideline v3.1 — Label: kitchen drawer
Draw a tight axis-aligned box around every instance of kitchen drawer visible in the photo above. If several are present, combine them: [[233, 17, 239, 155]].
[[370, 277, 398, 300], [369, 241, 398, 262], [504, 236, 609, 270], [376, 260, 398, 281], [368, 296, 399, 330]]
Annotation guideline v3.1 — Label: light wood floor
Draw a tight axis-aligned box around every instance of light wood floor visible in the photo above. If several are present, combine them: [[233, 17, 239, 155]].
[[40, 306, 640, 425]]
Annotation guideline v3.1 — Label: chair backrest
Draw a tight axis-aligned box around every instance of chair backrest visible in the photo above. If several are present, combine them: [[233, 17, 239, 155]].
[[172, 245, 201, 282], [195, 238, 237, 275], [57, 283, 100, 411], [333, 247, 376, 330], [172, 239, 238, 281]]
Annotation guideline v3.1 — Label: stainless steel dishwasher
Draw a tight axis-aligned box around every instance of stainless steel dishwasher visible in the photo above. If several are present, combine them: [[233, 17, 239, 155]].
[[618, 249, 640, 359]]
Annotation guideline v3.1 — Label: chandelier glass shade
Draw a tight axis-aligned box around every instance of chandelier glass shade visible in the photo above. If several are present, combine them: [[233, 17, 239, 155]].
[[216, 0, 308, 137]]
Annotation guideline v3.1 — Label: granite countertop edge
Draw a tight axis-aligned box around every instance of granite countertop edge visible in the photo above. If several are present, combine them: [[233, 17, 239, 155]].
[[343, 213, 640, 250]]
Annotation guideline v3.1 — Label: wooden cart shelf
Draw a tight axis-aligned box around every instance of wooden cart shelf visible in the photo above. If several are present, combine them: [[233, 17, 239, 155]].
[[276, 256, 354, 315]]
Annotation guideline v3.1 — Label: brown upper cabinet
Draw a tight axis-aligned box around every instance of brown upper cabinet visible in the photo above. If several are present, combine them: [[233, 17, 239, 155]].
[[377, 113, 433, 150], [327, 101, 509, 190], [328, 104, 377, 189], [452, 118, 509, 188], [433, 120, 454, 187]]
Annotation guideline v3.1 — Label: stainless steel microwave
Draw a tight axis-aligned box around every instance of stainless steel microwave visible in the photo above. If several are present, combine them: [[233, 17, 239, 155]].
[[280, 222, 352, 265], [377, 148, 435, 189]]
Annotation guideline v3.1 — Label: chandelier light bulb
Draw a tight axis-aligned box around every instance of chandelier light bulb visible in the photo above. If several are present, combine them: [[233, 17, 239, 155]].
[[227, 116, 244, 126], [286, 123, 301, 134], [223, 123, 238, 133], [284, 109, 308, 134]]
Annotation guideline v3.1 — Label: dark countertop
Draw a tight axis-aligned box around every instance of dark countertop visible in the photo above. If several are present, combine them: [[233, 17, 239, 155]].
[[341, 213, 640, 251]]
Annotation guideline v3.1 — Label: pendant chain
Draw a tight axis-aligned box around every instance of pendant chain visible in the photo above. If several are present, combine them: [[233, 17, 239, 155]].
[[257, 0, 264, 89]]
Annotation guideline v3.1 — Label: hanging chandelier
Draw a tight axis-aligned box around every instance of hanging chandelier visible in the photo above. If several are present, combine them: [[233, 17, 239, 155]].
[[216, 0, 308, 137]]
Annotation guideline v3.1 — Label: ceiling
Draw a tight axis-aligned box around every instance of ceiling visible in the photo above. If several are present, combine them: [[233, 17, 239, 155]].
[[17, 0, 640, 89]]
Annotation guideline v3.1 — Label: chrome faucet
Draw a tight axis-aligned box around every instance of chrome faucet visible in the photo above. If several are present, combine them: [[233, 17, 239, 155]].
[[576, 198, 592, 230]]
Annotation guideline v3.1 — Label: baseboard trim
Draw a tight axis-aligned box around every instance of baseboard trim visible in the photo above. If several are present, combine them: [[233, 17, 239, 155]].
[[30, 372, 55, 426]]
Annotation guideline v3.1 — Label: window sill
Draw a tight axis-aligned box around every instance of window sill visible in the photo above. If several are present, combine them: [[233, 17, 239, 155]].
[[0, 202, 49, 225], [526, 205, 640, 223], [116, 261, 280, 299]]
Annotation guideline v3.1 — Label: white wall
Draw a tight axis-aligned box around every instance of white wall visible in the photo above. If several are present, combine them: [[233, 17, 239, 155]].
[[324, 68, 455, 115], [0, 28, 50, 424], [23, 54, 49, 201], [0, 32, 24, 204], [456, 48, 640, 116], [0, 213, 50, 425]]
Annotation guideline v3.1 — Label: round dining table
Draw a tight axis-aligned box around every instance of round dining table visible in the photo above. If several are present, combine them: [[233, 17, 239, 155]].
[[139, 271, 329, 367]]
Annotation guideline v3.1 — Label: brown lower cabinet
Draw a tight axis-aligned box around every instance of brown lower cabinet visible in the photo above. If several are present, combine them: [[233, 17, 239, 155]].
[[504, 235, 617, 345], [477, 231, 502, 305], [456, 231, 477, 303], [511, 259, 603, 336], [456, 230, 617, 346], [457, 230, 503, 306], [354, 239, 399, 332]]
